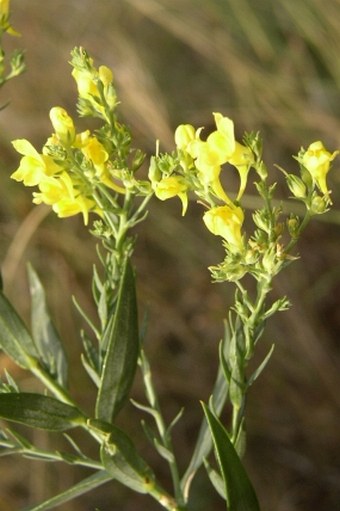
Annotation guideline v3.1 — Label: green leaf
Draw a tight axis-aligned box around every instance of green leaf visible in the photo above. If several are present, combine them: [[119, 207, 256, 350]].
[[0, 291, 39, 368], [27, 264, 68, 386], [24, 470, 113, 511], [204, 459, 226, 499], [0, 393, 85, 431], [95, 258, 139, 422], [181, 324, 230, 499], [248, 344, 275, 387], [80, 330, 100, 387], [202, 403, 261, 511], [88, 419, 155, 494]]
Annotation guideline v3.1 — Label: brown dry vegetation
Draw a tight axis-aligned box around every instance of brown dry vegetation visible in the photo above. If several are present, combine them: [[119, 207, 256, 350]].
[[0, 1, 340, 510]]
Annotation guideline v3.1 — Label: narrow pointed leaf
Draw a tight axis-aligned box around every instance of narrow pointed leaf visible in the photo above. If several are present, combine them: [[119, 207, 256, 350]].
[[202, 403, 260, 511], [88, 419, 155, 494], [24, 470, 113, 511], [0, 292, 39, 368], [95, 258, 139, 422], [0, 393, 85, 431], [181, 330, 229, 498], [27, 264, 68, 386], [248, 344, 275, 387], [204, 459, 226, 499]]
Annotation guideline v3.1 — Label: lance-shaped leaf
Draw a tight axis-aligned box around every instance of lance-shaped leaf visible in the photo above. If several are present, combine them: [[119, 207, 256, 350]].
[[27, 264, 68, 387], [202, 403, 260, 511], [98, 421, 155, 494], [95, 258, 139, 422], [181, 323, 230, 499], [0, 393, 86, 431], [0, 291, 39, 368], [25, 470, 114, 511]]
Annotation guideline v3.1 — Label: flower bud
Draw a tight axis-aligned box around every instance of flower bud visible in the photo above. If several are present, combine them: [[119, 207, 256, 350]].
[[98, 65, 113, 86], [174, 124, 195, 151], [285, 174, 307, 199], [49, 107, 76, 146], [309, 194, 329, 215], [287, 216, 300, 238]]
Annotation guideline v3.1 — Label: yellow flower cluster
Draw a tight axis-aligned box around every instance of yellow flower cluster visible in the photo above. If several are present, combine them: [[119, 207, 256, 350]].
[[11, 107, 124, 224], [72, 56, 117, 120], [149, 113, 252, 251]]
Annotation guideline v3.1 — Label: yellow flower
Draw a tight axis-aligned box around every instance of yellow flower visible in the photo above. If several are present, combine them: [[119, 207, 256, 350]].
[[49, 107, 76, 146], [81, 136, 108, 167], [11, 139, 59, 186], [174, 113, 253, 203], [98, 65, 113, 87], [33, 172, 74, 206], [80, 136, 125, 193], [152, 176, 188, 215], [302, 141, 339, 196], [228, 142, 254, 200], [52, 195, 97, 226], [33, 172, 97, 225], [72, 66, 98, 100], [203, 204, 244, 252], [211, 113, 236, 155], [174, 124, 196, 151], [72, 63, 116, 110], [0, 0, 9, 18], [0, 0, 19, 34]]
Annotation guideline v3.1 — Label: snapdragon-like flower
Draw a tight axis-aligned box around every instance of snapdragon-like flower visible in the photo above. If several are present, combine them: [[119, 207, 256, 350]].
[[301, 141, 339, 197], [174, 113, 253, 203], [148, 156, 188, 215], [11, 139, 59, 186], [203, 204, 245, 252], [33, 172, 98, 226], [153, 176, 188, 215]]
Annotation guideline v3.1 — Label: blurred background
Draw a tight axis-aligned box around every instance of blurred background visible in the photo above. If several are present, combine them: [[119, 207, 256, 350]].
[[0, 0, 340, 510]]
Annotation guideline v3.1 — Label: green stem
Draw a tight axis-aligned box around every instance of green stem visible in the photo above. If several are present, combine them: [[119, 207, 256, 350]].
[[29, 358, 77, 408], [139, 348, 185, 509], [229, 277, 272, 444]]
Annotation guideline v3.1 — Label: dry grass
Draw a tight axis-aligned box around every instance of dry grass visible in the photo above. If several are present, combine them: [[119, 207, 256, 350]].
[[0, 1, 339, 510]]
